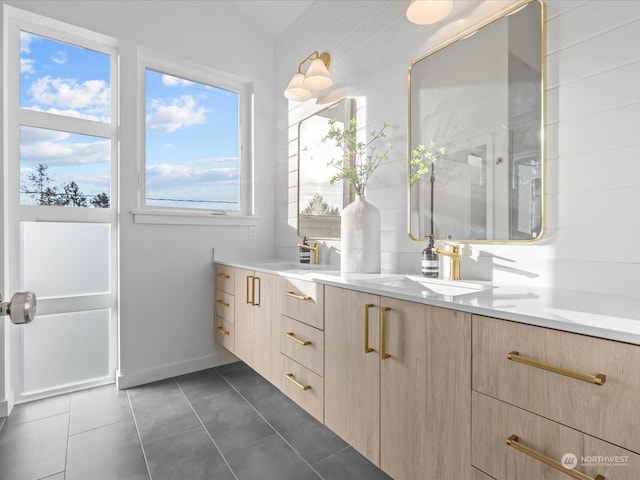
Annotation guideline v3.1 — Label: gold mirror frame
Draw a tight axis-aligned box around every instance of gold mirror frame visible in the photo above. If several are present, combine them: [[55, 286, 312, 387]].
[[297, 98, 356, 239], [407, 0, 545, 243]]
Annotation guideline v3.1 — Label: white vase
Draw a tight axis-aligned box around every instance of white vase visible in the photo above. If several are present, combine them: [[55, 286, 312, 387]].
[[341, 195, 380, 273]]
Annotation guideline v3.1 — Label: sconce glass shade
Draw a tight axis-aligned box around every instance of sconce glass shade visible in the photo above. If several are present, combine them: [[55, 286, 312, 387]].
[[303, 58, 333, 91], [284, 72, 313, 102], [406, 0, 453, 25]]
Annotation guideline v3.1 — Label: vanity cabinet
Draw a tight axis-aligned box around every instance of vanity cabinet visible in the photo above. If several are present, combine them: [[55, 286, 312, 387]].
[[324, 285, 471, 480], [229, 267, 281, 386], [472, 315, 640, 479], [279, 277, 325, 422], [214, 264, 235, 352]]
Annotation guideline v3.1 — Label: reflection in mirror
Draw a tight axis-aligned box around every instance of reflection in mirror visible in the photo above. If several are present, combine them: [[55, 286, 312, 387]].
[[298, 98, 355, 239], [409, 0, 543, 242]]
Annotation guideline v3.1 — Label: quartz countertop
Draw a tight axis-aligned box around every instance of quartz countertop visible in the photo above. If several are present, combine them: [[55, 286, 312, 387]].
[[215, 259, 640, 346]]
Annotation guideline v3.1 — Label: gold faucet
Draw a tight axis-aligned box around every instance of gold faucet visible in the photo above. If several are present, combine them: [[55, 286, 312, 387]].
[[434, 244, 461, 280], [297, 242, 319, 264]]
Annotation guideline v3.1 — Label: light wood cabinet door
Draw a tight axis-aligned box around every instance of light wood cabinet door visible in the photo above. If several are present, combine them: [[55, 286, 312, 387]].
[[253, 272, 282, 387], [234, 268, 256, 366], [380, 300, 471, 480], [214, 263, 235, 294], [214, 317, 234, 353], [473, 391, 640, 480], [325, 286, 381, 465]]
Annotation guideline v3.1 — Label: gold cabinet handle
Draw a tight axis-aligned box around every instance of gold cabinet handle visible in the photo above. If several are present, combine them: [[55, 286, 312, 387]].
[[380, 307, 391, 360], [507, 351, 606, 385], [246, 275, 253, 304], [217, 273, 230, 279], [215, 299, 229, 307], [284, 332, 311, 346], [284, 373, 311, 391], [284, 291, 311, 301], [507, 435, 604, 480], [252, 276, 260, 306], [364, 304, 375, 353], [216, 325, 229, 335]]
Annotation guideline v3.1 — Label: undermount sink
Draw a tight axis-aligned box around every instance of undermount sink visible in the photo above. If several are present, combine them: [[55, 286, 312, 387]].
[[361, 275, 493, 297]]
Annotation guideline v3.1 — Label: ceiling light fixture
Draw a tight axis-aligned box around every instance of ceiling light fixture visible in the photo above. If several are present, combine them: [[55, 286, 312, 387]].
[[406, 0, 454, 25], [284, 51, 332, 102]]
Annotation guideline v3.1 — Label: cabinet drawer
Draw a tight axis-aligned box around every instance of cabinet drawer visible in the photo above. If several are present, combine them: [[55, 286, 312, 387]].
[[280, 315, 324, 376], [281, 277, 324, 329], [473, 315, 640, 454], [214, 264, 235, 294], [472, 391, 640, 480], [280, 355, 324, 423], [214, 317, 234, 353], [214, 290, 234, 323]]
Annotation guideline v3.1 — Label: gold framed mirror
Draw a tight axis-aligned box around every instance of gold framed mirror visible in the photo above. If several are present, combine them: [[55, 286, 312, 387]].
[[408, 0, 545, 242], [298, 98, 356, 239]]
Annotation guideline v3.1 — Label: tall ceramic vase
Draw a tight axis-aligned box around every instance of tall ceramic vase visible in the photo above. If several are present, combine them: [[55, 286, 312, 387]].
[[341, 195, 380, 273]]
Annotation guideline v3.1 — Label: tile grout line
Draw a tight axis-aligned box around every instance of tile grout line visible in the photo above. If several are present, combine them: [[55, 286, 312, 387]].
[[126, 388, 153, 480], [174, 377, 241, 480], [63, 394, 72, 478], [215, 369, 327, 480]]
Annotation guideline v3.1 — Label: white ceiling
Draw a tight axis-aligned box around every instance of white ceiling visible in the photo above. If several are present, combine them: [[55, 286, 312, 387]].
[[229, 0, 314, 40]]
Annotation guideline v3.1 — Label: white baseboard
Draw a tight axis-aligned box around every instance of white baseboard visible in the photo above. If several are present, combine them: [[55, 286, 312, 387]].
[[0, 390, 14, 419], [116, 350, 238, 390]]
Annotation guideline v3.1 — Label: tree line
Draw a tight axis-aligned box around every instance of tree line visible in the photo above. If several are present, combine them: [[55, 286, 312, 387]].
[[21, 163, 110, 208]]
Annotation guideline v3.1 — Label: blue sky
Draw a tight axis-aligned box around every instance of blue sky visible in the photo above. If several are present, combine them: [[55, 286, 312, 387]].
[[19, 31, 240, 210]]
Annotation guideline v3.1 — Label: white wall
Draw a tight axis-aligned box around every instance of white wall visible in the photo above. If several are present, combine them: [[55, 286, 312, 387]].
[[275, 0, 640, 298], [1, 0, 278, 395]]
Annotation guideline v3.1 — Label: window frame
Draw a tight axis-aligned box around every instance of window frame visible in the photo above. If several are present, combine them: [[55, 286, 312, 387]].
[[135, 48, 255, 225]]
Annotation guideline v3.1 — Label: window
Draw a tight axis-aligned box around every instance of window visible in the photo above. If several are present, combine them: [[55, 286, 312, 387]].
[[18, 31, 113, 209], [140, 51, 253, 219]]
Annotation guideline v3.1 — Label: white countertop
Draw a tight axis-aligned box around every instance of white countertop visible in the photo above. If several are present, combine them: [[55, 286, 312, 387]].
[[215, 260, 640, 346]]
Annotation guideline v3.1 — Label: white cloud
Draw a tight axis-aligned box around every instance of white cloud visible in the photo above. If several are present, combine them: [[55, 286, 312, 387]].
[[21, 58, 35, 75], [20, 31, 34, 54], [19, 126, 110, 166], [51, 50, 66, 65], [146, 157, 238, 188], [161, 74, 193, 87], [29, 76, 110, 113], [146, 95, 208, 133]]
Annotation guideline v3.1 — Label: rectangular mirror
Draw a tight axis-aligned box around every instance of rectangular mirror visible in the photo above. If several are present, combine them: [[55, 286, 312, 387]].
[[408, 0, 544, 242], [298, 98, 356, 239]]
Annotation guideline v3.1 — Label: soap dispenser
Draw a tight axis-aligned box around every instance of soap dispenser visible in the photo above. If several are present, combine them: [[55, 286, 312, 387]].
[[421, 235, 439, 278], [299, 237, 311, 264]]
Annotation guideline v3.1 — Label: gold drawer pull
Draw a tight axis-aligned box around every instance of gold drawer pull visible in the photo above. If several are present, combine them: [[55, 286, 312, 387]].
[[284, 332, 311, 346], [215, 300, 230, 307], [217, 273, 230, 279], [380, 307, 391, 360], [216, 325, 229, 336], [285, 291, 311, 301], [507, 435, 604, 480], [507, 351, 606, 385], [364, 304, 375, 354], [284, 373, 311, 390]]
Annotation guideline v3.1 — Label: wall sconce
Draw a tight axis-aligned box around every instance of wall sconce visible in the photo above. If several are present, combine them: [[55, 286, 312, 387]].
[[406, 0, 453, 25], [284, 51, 332, 102]]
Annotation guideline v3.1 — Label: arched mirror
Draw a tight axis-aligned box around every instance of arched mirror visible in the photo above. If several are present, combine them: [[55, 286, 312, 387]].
[[298, 98, 356, 239], [408, 0, 544, 242]]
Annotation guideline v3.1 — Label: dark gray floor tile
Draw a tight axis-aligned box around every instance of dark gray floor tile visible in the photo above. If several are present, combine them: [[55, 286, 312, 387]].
[[5, 394, 70, 428], [66, 419, 148, 480], [216, 361, 281, 406], [257, 392, 347, 464], [0, 413, 69, 480], [313, 446, 392, 480], [40, 473, 64, 480], [70, 384, 132, 435], [193, 389, 274, 454], [226, 434, 321, 480], [175, 367, 232, 402], [128, 379, 200, 444], [144, 426, 234, 480]]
